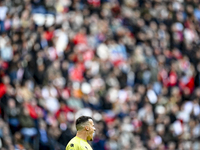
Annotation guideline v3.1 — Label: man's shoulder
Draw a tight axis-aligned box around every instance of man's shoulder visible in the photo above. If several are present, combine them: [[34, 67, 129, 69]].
[[66, 137, 79, 150], [66, 137, 93, 150]]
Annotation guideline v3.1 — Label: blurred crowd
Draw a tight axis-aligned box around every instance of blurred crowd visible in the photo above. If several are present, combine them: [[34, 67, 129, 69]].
[[0, 0, 200, 150]]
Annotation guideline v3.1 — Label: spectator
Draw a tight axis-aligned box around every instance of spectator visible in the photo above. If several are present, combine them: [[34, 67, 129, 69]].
[[6, 98, 20, 135], [19, 107, 37, 146]]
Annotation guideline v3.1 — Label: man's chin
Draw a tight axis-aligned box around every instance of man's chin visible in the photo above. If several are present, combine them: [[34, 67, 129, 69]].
[[89, 133, 95, 141]]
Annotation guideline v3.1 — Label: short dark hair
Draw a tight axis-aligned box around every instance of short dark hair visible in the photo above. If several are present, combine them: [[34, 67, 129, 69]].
[[76, 116, 93, 131]]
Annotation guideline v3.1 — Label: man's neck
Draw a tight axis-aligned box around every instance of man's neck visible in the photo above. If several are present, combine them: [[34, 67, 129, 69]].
[[76, 131, 87, 141]]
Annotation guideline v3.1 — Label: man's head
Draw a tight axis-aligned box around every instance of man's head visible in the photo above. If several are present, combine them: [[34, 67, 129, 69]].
[[76, 116, 96, 141]]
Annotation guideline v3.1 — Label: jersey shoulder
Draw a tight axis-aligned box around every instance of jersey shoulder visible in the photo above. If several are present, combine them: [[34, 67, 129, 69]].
[[66, 137, 80, 150], [66, 137, 93, 150]]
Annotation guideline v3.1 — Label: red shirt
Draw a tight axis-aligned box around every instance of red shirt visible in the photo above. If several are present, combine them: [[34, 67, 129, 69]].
[[55, 105, 74, 119], [44, 31, 54, 41], [168, 71, 178, 87], [0, 83, 6, 98], [179, 76, 194, 94], [73, 33, 87, 45], [25, 103, 42, 119], [69, 63, 85, 82]]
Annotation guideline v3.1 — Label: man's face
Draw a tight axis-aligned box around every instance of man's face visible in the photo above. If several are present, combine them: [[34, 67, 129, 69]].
[[87, 119, 96, 141]]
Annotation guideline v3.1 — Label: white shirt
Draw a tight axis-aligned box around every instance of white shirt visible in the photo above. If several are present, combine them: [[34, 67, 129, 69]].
[[0, 6, 8, 20]]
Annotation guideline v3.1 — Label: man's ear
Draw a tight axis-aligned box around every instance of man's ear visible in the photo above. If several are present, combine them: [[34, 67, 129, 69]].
[[85, 126, 89, 131]]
